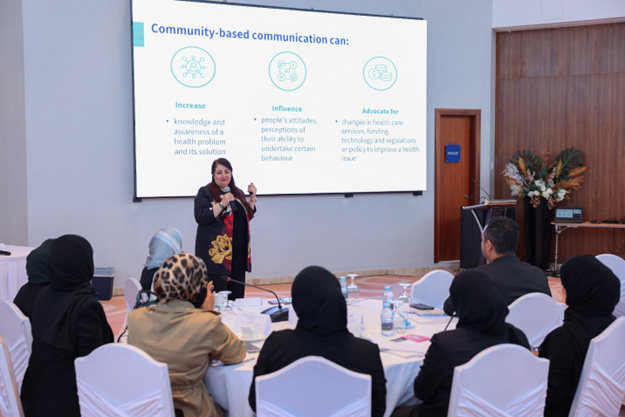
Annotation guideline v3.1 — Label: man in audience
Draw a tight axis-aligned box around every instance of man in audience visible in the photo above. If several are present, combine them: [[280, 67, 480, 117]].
[[248, 265, 387, 417], [444, 216, 551, 315]]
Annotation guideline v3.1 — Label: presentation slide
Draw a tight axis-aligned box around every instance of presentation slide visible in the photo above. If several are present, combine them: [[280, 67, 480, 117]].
[[131, 0, 427, 197]]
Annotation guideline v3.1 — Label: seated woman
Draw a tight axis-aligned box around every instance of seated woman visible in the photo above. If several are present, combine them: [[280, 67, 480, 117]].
[[13, 238, 55, 320], [128, 252, 246, 417], [140, 227, 183, 291], [406, 269, 530, 417], [539, 255, 620, 417], [21, 235, 114, 417], [248, 265, 387, 417]]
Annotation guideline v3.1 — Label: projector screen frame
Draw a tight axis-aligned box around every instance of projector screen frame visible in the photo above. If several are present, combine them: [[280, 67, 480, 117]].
[[130, 0, 428, 200]]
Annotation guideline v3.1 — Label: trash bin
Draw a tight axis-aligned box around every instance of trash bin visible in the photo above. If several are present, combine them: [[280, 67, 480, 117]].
[[92, 267, 114, 301]]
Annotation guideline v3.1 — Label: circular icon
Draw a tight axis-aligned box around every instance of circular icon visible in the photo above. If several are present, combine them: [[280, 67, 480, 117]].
[[363, 57, 397, 91], [171, 47, 216, 88], [269, 52, 306, 91]]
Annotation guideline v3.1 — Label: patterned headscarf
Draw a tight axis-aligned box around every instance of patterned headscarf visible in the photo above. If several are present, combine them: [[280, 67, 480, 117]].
[[145, 228, 183, 269], [153, 252, 208, 304]]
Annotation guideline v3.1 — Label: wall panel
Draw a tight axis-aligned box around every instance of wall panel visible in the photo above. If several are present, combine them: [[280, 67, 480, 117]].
[[495, 23, 625, 262]]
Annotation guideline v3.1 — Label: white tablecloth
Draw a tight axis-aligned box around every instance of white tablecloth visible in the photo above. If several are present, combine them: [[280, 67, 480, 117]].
[[204, 298, 455, 417], [0, 245, 34, 301]]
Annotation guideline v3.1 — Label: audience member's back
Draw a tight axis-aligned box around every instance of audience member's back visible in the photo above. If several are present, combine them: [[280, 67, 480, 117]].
[[410, 269, 530, 417], [539, 255, 620, 417], [13, 238, 55, 320], [444, 216, 550, 315], [20, 235, 114, 417], [248, 266, 387, 417]]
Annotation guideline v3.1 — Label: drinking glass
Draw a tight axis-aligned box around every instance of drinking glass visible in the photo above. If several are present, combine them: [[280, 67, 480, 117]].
[[347, 274, 359, 299], [393, 299, 406, 333], [398, 283, 411, 305], [398, 283, 413, 329], [219, 290, 233, 312]]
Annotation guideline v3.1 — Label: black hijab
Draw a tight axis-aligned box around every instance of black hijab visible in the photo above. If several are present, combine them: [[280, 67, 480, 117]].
[[560, 255, 620, 349], [292, 266, 347, 336], [561, 255, 620, 317], [25, 238, 55, 285], [450, 269, 510, 336], [38, 235, 99, 353]]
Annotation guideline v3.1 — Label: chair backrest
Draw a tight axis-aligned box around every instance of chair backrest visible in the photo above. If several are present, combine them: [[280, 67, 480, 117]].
[[75, 343, 175, 417], [568, 316, 625, 417], [256, 356, 372, 417], [124, 277, 142, 313], [596, 254, 625, 317], [506, 292, 565, 348], [448, 343, 549, 417], [0, 300, 33, 391], [0, 333, 25, 417], [410, 269, 455, 309]]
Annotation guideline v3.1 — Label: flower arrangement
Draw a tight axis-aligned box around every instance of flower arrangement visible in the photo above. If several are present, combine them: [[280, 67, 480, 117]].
[[503, 147, 587, 209]]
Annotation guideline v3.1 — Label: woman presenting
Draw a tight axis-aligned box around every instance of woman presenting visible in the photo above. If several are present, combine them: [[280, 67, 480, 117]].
[[194, 158, 256, 300]]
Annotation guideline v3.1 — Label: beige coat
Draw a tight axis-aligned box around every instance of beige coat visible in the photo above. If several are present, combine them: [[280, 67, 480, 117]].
[[128, 300, 246, 417]]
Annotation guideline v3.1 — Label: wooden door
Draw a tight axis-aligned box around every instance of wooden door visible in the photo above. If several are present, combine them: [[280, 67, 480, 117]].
[[434, 109, 481, 262]]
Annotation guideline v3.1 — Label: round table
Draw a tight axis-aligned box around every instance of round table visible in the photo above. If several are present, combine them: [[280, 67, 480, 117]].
[[0, 245, 34, 301]]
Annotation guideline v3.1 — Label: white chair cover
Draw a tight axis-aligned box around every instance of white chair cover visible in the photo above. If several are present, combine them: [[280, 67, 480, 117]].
[[448, 344, 549, 417], [118, 277, 142, 342], [568, 316, 625, 417], [75, 343, 175, 417], [506, 292, 565, 348], [596, 254, 625, 317], [124, 277, 142, 312], [0, 300, 32, 392], [255, 356, 371, 417], [410, 269, 454, 309], [0, 334, 25, 417]]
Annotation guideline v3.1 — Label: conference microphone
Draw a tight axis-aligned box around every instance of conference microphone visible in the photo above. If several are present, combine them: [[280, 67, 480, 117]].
[[223, 186, 236, 212], [471, 179, 492, 203], [221, 276, 289, 322]]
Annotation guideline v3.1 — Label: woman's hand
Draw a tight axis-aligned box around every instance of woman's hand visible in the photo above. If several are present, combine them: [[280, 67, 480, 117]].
[[220, 192, 235, 207], [248, 183, 257, 207], [201, 281, 215, 311], [248, 183, 257, 196]]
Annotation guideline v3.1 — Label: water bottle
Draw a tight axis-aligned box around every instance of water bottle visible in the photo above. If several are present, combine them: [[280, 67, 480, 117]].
[[340, 276, 348, 299], [383, 285, 394, 310], [381, 302, 394, 337]]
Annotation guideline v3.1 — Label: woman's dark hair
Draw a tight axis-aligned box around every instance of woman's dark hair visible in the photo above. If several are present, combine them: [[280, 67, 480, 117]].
[[208, 158, 252, 213]]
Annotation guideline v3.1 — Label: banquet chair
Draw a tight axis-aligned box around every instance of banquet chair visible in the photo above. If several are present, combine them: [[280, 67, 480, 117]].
[[75, 343, 175, 417], [0, 300, 33, 392], [255, 356, 371, 417], [410, 269, 454, 309], [448, 343, 549, 417], [506, 292, 565, 349], [117, 277, 142, 342], [596, 254, 625, 317], [124, 277, 142, 312], [568, 316, 625, 417], [0, 333, 25, 417]]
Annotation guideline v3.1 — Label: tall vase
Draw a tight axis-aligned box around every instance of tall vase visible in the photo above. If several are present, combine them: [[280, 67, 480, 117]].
[[524, 197, 553, 271]]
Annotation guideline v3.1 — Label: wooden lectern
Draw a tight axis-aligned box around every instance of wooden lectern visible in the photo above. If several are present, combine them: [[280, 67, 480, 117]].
[[460, 200, 517, 269]]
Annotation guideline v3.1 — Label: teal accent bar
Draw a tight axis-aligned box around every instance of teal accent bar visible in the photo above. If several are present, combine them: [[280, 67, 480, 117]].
[[133, 22, 145, 47]]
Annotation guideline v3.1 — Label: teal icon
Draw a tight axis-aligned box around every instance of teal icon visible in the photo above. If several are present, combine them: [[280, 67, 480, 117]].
[[171, 47, 216, 88], [363, 57, 397, 91], [181, 56, 206, 79], [277, 60, 298, 82], [269, 52, 306, 91]]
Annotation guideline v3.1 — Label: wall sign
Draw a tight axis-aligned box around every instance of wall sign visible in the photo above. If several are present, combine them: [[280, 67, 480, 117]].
[[445, 144, 460, 163]]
